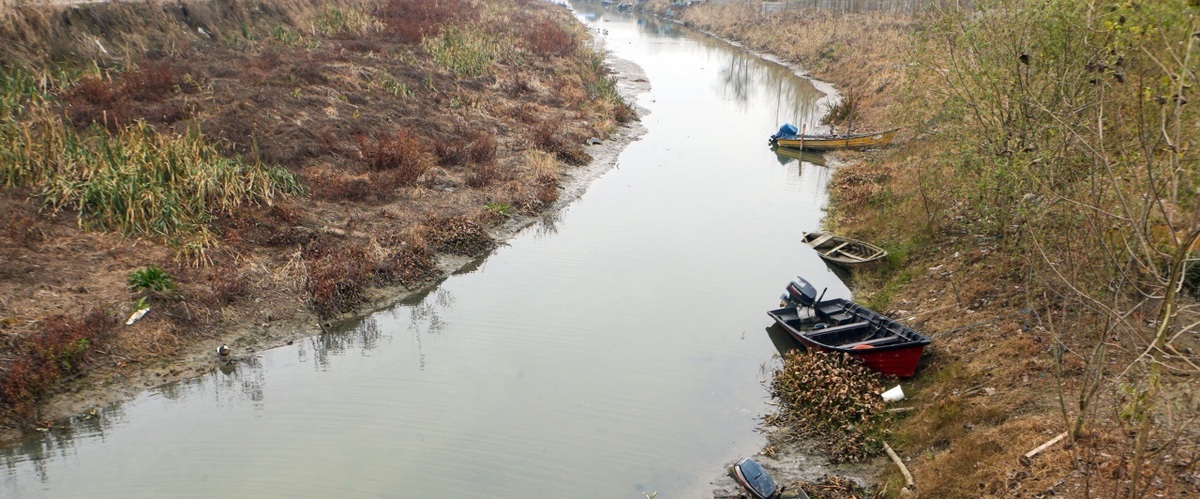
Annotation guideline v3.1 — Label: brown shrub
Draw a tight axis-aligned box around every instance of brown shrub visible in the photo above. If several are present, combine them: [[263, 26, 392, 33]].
[[70, 75, 118, 106], [379, 0, 479, 44], [62, 60, 185, 129], [435, 130, 497, 170], [358, 127, 433, 186], [0, 356, 56, 422], [613, 100, 637, 124], [303, 237, 375, 318], [0, 309, 117, 420], [121, 60, 175, 101], [433, 136, 470, 167], [522, 18, 577, 57], [536, 182, 559, 206], [64, 75, 121, 128], [371, 169, 422, 198]]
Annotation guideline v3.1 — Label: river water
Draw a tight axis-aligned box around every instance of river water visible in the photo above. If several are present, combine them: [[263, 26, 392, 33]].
[[1, 4, 849, 498]]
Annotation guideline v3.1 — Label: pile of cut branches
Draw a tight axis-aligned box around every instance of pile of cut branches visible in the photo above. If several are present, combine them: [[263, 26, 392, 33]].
[[766, 349, 889, 462]]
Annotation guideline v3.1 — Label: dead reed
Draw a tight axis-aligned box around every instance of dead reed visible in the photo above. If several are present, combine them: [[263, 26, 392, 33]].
[[358, 127, 433, 185]]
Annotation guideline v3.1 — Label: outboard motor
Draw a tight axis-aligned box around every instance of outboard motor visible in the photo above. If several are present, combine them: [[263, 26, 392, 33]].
[[779, 276, 819, 308]]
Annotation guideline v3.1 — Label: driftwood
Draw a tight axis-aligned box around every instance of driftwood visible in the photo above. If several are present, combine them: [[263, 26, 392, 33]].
[[883, 441, 915, 495], [1020, 431, 1068, 466]]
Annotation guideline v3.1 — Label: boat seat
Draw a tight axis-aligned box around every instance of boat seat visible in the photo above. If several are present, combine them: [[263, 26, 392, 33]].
[[826, 312, 855, 324], [827, 242, 850, 255], [809, 321, 870, 335], [809, 234, 834, 247], [817, 303, 844, 315], [842, 336, 898, 348]]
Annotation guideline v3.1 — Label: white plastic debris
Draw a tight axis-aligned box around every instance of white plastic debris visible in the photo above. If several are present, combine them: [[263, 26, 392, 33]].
[[126, 307, 150, 325], [881, 385, 905, 402]]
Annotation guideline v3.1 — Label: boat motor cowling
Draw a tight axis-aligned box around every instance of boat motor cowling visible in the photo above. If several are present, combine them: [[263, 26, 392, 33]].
[[782, 276, 819, 308]]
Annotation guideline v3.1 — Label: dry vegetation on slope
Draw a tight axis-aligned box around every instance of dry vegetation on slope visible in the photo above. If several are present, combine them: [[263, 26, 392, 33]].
[[0, 0, 633, 430], [664, 0, 1200, 497]]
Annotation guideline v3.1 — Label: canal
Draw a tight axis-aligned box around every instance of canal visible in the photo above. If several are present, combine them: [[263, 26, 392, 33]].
[[1, 3, 849, 497]]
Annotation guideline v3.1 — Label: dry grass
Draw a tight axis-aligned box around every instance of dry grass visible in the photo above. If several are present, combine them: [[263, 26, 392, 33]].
[[525, 149, 560, 184], [358, 127, 433, 184]]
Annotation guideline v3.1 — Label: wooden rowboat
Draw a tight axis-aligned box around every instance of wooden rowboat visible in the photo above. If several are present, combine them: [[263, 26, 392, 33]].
[[769, 128, 898, 151], [801, 231, 887, 267]]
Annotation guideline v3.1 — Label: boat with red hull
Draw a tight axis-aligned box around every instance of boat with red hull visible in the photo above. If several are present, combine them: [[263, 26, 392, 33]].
[[769, 277, 930, 378]]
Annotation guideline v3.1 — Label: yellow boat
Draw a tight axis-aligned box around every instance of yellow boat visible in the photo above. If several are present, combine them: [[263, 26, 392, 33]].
[[769, 128, 898, 151]]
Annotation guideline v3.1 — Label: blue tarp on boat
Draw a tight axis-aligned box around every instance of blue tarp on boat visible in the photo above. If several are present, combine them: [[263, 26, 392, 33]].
[[772, 123, 798, 140]]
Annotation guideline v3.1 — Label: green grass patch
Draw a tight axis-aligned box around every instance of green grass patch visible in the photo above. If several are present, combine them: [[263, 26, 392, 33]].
[[423, 26, 498, 77], [484, 202, 512, 217], [127, 264, 175, 295], [272, 25, 302, 46], [864, 267, 916, 311], [379, 74, 412, 98]]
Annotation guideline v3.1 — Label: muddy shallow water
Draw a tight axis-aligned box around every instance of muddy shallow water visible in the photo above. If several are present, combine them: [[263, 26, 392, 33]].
[[1, 3, 849, 497]]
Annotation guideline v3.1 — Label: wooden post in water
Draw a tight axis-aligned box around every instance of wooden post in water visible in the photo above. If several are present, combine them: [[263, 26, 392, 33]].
[[799, 123, 806, 150]]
